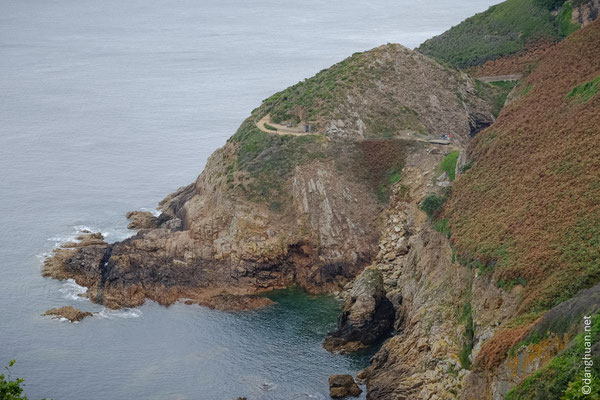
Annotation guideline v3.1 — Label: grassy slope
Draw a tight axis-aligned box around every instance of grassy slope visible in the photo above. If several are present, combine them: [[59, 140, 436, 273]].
[[444, 20, 600, 367], [254, 45, 429, 134], [417, 0, 580, 69]]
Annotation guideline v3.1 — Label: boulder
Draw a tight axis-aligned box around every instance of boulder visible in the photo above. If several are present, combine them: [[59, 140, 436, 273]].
[[126, 211, 159, 230], [329, 374, 362, 398], [43, 306, 93, 322], [323, 267, 395, 353]]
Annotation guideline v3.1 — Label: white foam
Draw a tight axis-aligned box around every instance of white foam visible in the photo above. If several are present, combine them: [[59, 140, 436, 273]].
[[101, 227, 134, 242], [140, 207, 162, 217], [59, 278, 88, 301], [96, 308, 143, 319]]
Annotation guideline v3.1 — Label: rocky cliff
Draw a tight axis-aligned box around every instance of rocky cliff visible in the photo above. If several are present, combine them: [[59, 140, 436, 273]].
[[41, 15, 600, 399], [353, 19, 600, 400], [43, 44, 496, 311]]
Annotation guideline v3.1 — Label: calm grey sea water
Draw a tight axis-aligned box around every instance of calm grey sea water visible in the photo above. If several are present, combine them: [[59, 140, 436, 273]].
[[0, 1, 498, 399]]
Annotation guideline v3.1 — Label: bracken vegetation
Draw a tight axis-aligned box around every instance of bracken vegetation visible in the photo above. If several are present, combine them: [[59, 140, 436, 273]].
[[444, 21, 600, 366], [418, 0, 581, 69], [443, 23, 600, 364]]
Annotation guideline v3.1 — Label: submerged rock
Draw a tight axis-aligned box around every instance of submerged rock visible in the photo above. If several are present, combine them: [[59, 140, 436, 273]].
[[329, 374, 362, 398], [323, 267, 395, 353], [43, 306, 93, 322]]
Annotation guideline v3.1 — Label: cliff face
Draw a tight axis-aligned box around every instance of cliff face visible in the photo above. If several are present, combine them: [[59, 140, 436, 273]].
[[41, 16, 600, 399], [359, 19, 600, 400], [43, 44, 496, 311]]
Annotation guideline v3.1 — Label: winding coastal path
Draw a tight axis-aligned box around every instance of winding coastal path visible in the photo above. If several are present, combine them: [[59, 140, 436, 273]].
[[256, 114, 312, 136], [256, 114, 457, 148]]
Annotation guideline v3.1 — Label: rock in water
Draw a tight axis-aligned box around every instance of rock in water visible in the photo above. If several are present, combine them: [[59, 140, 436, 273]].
[[329, 375, 362, 398], [43, 306, 93, 322], [323, 267, 395, 353], [125, 211, 159, 230]]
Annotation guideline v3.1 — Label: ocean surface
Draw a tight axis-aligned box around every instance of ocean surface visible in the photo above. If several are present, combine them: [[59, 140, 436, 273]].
[[0, 1, 499, 398]]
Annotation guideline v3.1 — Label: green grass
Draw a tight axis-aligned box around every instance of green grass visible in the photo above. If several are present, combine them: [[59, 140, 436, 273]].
[[566, 75, 600, 103], [263, 123, 277, 131], [434, 219, 451, 238], [441, 151, 460, 181], [506, 313, 600, 400], [258, 51, 370, 125], [417, 0, 569, 68], [229, 119, 326, 210], [557, 1, 580, 37], [497, 276, 528, 291]]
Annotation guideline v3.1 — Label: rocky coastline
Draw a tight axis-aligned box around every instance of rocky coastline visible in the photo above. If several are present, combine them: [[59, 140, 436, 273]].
[[42, 10, 600, 399]]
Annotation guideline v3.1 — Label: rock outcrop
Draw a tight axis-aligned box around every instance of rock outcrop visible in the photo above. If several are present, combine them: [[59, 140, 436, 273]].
[[125, 211, 160, 230], [340, 18, 600, 400], [329, 375, 362, 398], [323, 267, 395, 353], [572, 0, 599, 27], [44, 306, 93, 322], [43, 45, 496, 312]]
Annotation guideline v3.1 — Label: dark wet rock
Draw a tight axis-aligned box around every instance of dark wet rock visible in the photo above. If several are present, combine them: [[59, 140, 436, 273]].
[[329, 374, 362, 398], [323, 267, 395, 353], [43, 306, 93, 322]]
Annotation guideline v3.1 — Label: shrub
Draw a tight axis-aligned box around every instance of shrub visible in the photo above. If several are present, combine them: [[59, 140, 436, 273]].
[[1, 360, 28, 400], [420, 192, 447, 218], [557, 1, 580, 37]]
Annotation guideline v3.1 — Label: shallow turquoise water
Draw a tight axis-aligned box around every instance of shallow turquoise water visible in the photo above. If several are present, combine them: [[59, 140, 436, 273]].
[[0, 0, 499, 398]]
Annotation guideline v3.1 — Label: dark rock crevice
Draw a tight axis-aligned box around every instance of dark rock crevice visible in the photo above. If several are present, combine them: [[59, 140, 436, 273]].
[[96, 244, 114, 305], [323, 267, 396, 353]]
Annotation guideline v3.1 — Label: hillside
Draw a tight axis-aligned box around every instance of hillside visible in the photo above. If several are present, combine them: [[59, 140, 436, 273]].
[[43, 44, 497, 312], [449, 18, 600, 394], [254, 44, 501, 145], [417, 0, 593, 69], [354, 19, 600, 400]]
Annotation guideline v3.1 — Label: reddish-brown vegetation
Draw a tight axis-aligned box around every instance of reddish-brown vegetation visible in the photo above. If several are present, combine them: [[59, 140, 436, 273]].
[[474, 324, 532, 370], [446, 20, 600, 364], [467, 40, 555, 77]]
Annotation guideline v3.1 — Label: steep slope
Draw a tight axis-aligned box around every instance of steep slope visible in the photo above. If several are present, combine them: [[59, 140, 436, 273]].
[[43, 44, 497, 311], [257, 44, 498, 147], [356, 19, 600, 400], [418, 0, 597, 69]]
